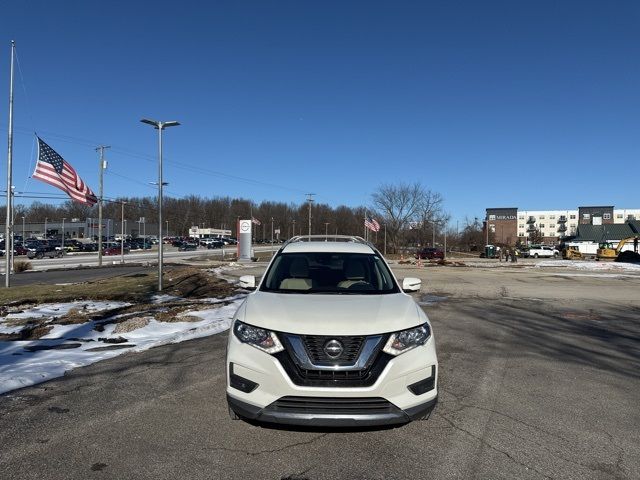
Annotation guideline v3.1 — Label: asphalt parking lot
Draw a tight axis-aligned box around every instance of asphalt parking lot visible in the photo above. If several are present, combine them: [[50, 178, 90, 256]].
[[1, 262, 639, 479]]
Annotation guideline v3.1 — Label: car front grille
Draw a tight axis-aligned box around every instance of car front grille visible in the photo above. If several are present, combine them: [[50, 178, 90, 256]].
[[301, 335, 365, 364], [270, 396, 396, 415], [273, 335, 391, 388]]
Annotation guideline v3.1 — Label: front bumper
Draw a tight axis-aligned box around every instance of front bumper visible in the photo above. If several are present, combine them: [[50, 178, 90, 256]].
[[228, 393, 438, 427], [226, 333, 438, 426]]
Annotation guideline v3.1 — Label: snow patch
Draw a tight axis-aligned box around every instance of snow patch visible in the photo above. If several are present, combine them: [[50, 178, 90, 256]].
[[0, 296, 245, 395], [535, 260, 640, 273]]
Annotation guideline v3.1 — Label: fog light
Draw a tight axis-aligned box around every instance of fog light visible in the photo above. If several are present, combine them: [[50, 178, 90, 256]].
[[229, 363, 258, 393], [408, 367, 435, 395]]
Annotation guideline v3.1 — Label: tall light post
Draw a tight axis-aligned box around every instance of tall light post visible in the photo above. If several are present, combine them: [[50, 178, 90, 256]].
[[120, 201, 126, 264], [324, 222, 329, 241], [96, 145, 110, 267], [141, 118, 180, 292], [306, 193, 315, 236], [44, 217, 48, 239], [61, 218, 65, 254], [166, 220, 169, 239], [21, 216, 25, 240]]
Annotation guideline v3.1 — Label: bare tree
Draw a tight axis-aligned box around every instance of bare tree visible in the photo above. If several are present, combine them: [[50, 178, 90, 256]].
[[371, 182, 445, 252]]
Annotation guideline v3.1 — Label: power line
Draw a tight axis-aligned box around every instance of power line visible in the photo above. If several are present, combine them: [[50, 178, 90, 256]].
[[1, 124, 309, 195]]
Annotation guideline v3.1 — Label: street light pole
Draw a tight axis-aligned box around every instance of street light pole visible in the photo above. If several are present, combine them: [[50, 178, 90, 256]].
[[5, 41, 15, 287], [61, 218, 65, 254], [306, 193, 315, 236], [22, 216, 25, 240], [96, 145, 110, 267], [120, 201, 126, 264], [141, 118, 180, 292], [166, 220, 169, 239], [44, 217, 47, 239], [324, 222, 329, 241]]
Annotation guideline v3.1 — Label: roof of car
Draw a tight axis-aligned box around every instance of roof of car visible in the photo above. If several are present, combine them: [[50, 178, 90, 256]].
[[281, 239, 376, 255]]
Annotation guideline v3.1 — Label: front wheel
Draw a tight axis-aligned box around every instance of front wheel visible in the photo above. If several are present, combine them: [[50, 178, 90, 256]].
[[534, 253, 539, 258]]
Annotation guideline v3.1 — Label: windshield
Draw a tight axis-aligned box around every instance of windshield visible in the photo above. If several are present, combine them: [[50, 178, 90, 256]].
[[260, 252, 400, 294]]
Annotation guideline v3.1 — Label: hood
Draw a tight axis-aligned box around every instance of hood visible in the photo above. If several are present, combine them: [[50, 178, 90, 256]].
[[239, 291, 426, 336]]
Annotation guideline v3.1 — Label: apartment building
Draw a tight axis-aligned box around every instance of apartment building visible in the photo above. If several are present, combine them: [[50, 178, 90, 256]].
[[486, 206, 640, 245]]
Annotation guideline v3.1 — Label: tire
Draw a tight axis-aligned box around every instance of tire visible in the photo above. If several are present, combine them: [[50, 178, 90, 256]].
[[534, 253, 539, 258], [36, 252, 43, 259]]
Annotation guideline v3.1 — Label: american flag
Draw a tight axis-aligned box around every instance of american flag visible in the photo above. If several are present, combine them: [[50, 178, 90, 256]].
[[32, 137, 97, 206], [364, 215, 381, 232], [251, 216, 261, 226]]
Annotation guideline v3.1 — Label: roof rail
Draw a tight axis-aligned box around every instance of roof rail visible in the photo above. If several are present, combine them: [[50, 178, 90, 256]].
[[283, 235, 373, 248]]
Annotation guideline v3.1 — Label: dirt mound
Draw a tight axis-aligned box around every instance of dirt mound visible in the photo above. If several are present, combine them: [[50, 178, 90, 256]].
[[616, 251, 640, 263], [163, 267, 236, 299]]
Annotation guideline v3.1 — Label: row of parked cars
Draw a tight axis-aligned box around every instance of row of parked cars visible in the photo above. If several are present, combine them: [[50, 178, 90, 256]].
[[169, 236, 238, 251], [0, 237, 159, 259]]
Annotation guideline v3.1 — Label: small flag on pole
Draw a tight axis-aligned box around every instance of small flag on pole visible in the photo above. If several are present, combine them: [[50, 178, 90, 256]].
[[364, 215, 380, 232], [251, 217, 261, 226], [32, 137, 97, 206]]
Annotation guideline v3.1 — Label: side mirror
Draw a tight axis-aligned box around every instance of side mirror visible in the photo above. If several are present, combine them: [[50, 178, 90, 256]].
[[402, 277, 422, 293], [238, 275, 256, 290]]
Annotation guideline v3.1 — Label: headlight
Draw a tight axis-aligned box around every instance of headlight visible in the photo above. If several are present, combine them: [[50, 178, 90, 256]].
[[383, 323, 430, 356], [233, 320, 284, 354]]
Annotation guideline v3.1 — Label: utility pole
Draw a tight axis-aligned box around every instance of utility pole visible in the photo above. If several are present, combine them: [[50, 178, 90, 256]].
[[306, 193, 315, 236], [96, 145, 110, 267]]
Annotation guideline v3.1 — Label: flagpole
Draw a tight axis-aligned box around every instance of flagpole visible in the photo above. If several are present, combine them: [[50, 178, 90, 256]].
[[363, 212, 367, 240], [5, 41, 15, 287]]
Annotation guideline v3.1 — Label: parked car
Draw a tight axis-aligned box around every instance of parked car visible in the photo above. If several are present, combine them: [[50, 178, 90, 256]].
[[79, 242, 98, 252], [415, 247, 444, 260], [178, 242, 198, 251], [207, 240, 225, 249], [226, 236, 438, 426], [103, 243, 129, 256], [527, 245, 559, 258], [27, 245, 62, 259]]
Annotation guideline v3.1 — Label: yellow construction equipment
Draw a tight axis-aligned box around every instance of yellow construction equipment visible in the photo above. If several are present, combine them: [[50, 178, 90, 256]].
[[562, 246, 583, 260], [596, 236, 640, 262]]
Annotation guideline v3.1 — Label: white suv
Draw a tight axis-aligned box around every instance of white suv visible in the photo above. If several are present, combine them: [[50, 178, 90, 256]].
[[226, 236, 438, 427]]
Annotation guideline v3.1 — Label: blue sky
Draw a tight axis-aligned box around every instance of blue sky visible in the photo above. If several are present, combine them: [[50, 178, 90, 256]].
[[1, 0, 639, 225]]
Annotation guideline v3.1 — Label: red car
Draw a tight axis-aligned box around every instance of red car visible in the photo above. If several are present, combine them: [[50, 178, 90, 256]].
[[415, 247, 444, 260], [14, 245, 29, 256], [103, 243, 130, 256]]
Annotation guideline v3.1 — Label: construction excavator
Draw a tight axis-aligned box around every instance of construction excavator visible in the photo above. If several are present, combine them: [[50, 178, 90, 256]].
[[596, 236, 640, 262]]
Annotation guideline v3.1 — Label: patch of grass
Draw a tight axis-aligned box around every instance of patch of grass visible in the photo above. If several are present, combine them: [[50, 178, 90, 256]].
[[0, 274, 158, 306], [0, 266, 234, 307]]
